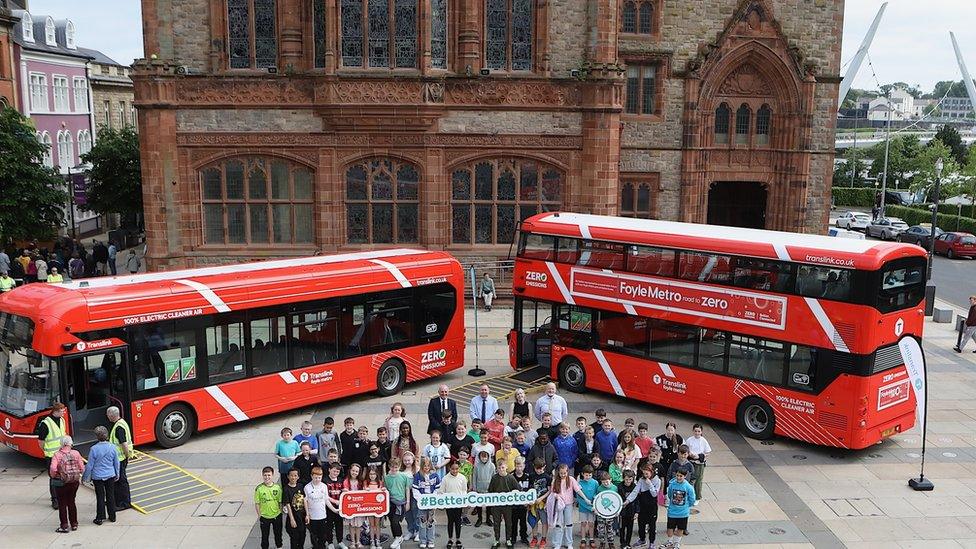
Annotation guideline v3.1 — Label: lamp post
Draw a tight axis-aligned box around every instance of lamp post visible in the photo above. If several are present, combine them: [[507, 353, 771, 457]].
[[927, 157, 944, 281]]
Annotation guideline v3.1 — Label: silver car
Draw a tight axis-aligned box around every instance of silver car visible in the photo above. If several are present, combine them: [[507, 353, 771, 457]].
[[835, 211, 872, 231], [866, 217, 909, 240]]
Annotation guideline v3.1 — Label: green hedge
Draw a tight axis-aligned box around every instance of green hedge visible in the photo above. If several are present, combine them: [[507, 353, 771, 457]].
[[831, 187, 875, 207], [885, 205, 976, 234], [937, 203, 976, 218]]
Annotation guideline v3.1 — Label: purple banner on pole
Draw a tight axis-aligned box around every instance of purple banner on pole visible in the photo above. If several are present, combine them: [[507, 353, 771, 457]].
[[71, 174, 87, 206]]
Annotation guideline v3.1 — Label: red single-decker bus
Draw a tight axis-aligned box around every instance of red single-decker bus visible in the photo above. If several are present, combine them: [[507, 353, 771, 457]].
[[0, 249, 464, 457]]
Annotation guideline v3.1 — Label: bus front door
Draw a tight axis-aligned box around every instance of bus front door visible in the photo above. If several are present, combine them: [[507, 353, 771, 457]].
[[512, 299, 554, 371], [63, 349, 128, 450]]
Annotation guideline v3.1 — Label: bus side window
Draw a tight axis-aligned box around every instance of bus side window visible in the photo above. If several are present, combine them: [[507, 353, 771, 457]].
[[205, 319, 245, 384], [340, 302, 367, 358], [520, 233, 556, 261], [788, 345, 817, 390], [696, 329, 726, 372], [291, 306, 339, 368], [419, 285, 456, 343], [130, 322, 199, 394], [367, 295, 414, 351], [556, 305, 593, 349], [578, 241, 625, 270], [728, 335, 786, 385], [555, 238, 580, 264], [250, 316, 288, 376], [797, 266, 851, 301], [678, 252, 733, 284], [627, 246, 676, 277], [647, 320, 697, 367]]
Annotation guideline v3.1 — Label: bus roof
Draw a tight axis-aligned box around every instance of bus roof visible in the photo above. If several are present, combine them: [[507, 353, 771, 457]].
[[0, 249, 461, 352], [521, 212, 925, 270]]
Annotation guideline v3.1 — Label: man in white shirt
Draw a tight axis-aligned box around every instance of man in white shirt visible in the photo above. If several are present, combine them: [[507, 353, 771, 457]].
[[685, 423, 712, 504], [533, 383, 569, 425], [469, 384, 499, 424]]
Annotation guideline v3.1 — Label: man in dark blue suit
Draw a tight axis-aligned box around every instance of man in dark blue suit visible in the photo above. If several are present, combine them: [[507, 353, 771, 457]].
[[427, 384, 458, 434]]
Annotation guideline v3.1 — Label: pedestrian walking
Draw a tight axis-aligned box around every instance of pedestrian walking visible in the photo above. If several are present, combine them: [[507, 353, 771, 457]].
[[49, 436, 83, 533], [107, 406, 133, 510], [69, 253, 85, 280], [125, 249, 141, 274], [481, 273, 496, 311], [255, 466, 284, 549], [534, 383, 569, 425], [35, 401, 68, 508], [34, 255, 48, 282], [92, 240, 109, 275], [685, 424, 711, 504], [954, 295, 976, 353], [82, 426, 120, 525]]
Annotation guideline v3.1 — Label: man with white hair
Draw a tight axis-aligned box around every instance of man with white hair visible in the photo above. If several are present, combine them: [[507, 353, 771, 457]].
[[427, 384, 458, 435], [534, 383, 569, 425], [107, 406, 132, 510]]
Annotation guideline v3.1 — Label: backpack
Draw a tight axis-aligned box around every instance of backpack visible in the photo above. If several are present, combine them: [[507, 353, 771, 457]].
[[57, 452, 83, 484]]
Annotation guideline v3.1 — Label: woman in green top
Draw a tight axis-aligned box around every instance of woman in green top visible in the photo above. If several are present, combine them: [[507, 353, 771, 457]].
[[384, 456, 412, 548]]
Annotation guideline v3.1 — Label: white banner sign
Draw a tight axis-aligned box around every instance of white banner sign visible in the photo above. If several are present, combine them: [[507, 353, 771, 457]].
[[417, 489, 537, 510], [898, 336, 926, 435]]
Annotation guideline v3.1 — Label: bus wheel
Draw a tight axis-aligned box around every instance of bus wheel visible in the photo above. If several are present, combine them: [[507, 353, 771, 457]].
[[559, 358, 587, 393], [155, 403, 195, 449], [377, 359, 405, 397], [737, 398, 775, 440]]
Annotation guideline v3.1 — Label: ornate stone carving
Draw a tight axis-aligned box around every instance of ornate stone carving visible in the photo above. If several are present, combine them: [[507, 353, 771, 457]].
[[329, 80, 424, 103], [176, 132, 582, 149], [178, 78, 314, 105], [423, 82, 445, 103], [717, 64, 772, 97], [446, 81, 582, 107]]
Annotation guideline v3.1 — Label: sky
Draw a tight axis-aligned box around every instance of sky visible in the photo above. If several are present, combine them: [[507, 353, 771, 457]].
[[21, 0, 976, 95]]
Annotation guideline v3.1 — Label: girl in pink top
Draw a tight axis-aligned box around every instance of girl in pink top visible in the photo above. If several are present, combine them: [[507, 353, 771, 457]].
[[547, 463, 591, 549]]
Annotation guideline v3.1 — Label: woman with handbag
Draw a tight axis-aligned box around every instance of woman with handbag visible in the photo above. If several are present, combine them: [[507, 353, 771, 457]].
[[49, 436, 84, 533]]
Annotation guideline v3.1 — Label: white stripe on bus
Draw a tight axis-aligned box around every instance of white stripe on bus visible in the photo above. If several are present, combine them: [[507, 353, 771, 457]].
[[205, 386, 249, 422], [804, 297, 850, 353], [369, 259, 412, 288], [593, 349, 625, 397], [278, 371, 298, 384], [545, 262, 574, 305], [175, 279, 231, 313]]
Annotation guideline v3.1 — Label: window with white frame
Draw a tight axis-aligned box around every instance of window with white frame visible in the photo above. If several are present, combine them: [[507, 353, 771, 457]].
[[103, 100, 111, 129], [72, 77, 87, 111], [29, 73, 48, 111], [22, 12, 34, 42], [118, 101, 126, 127], [40, 132, 53, 167], [77, 130, 92, 157], [52, 76, 69, 112], [65, 21, 76, 49], [45, 17, 56, 46]]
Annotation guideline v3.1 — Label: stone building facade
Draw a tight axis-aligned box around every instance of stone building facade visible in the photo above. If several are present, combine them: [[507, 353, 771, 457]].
[[0, 1, 19, 109], [135, 0, 844, 270], [84, 50, 135, 134]]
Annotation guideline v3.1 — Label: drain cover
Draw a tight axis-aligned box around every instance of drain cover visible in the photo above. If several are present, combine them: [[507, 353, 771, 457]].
[[792, 455, 807, 460], [868, 453, 883, 458], [769, 527, 787, 535], [690, 508, 700, 515], [761, 441, 775, 445], [729, 507, 745, 514], [721, 529, 739, 536], [943, 452, 957, 458], [907, 453, 920, 459]]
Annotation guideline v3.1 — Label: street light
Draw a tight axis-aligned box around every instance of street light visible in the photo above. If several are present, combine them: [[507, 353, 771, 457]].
[[927, 157, 944, 281]]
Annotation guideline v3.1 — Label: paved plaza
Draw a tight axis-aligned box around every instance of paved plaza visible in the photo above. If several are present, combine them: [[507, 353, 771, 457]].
[[2, 300, 976, 548]]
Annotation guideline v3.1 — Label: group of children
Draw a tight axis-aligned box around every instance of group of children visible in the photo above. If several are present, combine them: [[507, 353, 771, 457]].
[[257, 406, 711, 549]]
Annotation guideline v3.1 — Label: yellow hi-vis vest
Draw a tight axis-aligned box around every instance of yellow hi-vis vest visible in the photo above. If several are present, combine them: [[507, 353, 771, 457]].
[[41, 416, 66, 457], [109, 419, 132, 462]]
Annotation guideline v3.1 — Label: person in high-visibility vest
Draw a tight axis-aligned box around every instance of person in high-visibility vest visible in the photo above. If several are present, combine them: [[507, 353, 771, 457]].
[[35, 402, 67, 509], [46, 267, 64, 283], [107, 406, 132, 510]]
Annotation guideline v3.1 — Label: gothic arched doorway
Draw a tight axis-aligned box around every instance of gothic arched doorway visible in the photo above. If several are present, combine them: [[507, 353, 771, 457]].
[[707, 181, 767, 229]]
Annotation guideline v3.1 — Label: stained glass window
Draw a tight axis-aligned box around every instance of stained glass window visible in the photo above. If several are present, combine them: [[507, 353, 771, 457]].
[[622, 2, 636, 34], [621, 1, 655, 35], [736, 104, 751, 145], [431, 0, 448, 69], [484, 0, 533, 71], [227, 0, 277, 69], [451, 159, 563, 245], [511, 0, 533, 71], [341, 1, 420, 68], [200, 157, 314, 245], [756, 104, 772, 146], [714, 103, 730, 144], [638, 2, 653, 34], [345, 158, 421, 244], [314, 0, 327, 68], [486, 0, 507, 70]]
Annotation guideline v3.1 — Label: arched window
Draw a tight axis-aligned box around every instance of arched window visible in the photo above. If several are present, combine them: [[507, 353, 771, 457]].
[[340, 0, 419, 68], [451, 158, 562, 245], [735, 104, 751, 145], [313, 0, 327, 68], [620, 179, 654, 218], [55, 131, 74, 169], [485, 0, 534, 71], [39, 132, 53, 167], [638, 2, 653, 34], [65, 21, 76, 49], [430, 0, 448, 69], [622, 2, 636, 33], [77, 130, 92, 157], [45, 17, 56, 46], [228, 0, 278, 69], [200, 157, 314, 245], [22, 12, 34, 42], [714, 103, 730, 144], [756, 104, 772, 146], [345, 158, 419, 244]]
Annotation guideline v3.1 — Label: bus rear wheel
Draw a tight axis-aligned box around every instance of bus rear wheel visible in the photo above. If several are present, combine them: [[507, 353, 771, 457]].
[[377, 359, 405, 397], [559, 358, 587, 393], [737, 397, 775, 440], [155, 403, 195, 449]]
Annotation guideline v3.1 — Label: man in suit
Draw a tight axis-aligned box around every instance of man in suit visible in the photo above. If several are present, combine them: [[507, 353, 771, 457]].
[[427, 384, 459, 434]]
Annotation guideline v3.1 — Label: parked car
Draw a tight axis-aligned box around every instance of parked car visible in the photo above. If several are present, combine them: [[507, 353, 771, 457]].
[[866, 217, 909, 240], [934, 232, 976, 259], [835, 211, 872, 231], [897, 225, 945, 248]]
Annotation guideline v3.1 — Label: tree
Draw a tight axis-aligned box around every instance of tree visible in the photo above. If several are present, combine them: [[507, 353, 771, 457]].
[[928, 80, 971, 99], [866, 135, 921, 189], [80, 126, 143, 222], [933, 124, 969, 166], [833, 147, 868, 187], [911, 139, 960, 200], [0, 107, 69, 242]]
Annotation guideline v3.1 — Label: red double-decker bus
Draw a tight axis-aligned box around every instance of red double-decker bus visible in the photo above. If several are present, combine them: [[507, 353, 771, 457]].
[[0, 250, 464, 457], [509, 213, 927, 449]]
